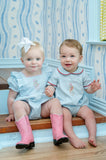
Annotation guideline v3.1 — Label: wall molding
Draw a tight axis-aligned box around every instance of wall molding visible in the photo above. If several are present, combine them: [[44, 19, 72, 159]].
[[87, 0, 106, 45], [87, 0, 100, 43], [0, 58, 106, 116], [0, 58, 24, 68]]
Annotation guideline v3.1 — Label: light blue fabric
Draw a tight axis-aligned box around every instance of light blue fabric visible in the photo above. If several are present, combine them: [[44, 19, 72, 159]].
[[48, 65, 92, 115], [8, 65, 53, 119]]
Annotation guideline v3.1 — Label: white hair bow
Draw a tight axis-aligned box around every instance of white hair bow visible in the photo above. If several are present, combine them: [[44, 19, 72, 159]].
[[18, 37, 35, 53]]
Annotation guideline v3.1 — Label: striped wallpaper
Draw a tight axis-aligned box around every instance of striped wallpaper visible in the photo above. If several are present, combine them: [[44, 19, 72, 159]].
[[0, 0, 106, 100]]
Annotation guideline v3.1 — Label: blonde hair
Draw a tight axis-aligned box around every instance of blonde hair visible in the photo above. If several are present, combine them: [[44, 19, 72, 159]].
[[21, 41, 44, 58], [59, 39, 83, 55]]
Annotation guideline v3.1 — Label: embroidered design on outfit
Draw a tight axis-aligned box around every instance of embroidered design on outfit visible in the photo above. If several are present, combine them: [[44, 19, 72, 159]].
[[69, 83, 73, 92]]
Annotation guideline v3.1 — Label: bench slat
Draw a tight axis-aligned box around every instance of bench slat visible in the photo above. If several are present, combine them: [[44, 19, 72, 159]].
[[0, 84, 9, 90], [0, 112, 106, 134]]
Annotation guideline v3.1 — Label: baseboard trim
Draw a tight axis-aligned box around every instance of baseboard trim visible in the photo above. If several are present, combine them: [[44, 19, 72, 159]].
[[89, 97, 106, 116], [0, 123, 106, 150]]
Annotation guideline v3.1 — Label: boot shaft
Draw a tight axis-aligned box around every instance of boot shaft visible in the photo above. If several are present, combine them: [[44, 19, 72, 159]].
[[15, 115, 34, 142], [50, 114, 64, 139]]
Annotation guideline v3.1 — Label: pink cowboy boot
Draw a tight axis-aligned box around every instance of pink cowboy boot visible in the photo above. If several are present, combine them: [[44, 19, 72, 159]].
[[50, 114, 68, 145], [15, 115, 35, 149]]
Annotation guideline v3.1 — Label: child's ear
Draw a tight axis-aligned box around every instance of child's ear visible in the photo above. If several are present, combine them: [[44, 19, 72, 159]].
[[20, 57, 24, 63], [79, 55, 83, 62]]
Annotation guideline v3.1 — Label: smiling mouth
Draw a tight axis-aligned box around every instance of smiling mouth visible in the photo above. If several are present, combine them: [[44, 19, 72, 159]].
[[31, 66, 37, 69], [32, 65, 38, 68], [65, 64, 72, 67]]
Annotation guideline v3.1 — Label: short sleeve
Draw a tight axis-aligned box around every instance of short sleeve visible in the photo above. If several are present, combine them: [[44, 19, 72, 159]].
[[42, 64, 53, 79], [7, 72, 19, 92], [83, 70, 92, 89], [47, 69, 58, 87], [47, 67, 53, 79]]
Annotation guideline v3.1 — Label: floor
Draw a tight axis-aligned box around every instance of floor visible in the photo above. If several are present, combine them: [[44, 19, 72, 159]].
[[0, 136, 106, 160]]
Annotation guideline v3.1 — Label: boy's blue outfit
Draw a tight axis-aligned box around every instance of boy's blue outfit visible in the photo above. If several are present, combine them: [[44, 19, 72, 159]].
[[48, 65, 92, 116]]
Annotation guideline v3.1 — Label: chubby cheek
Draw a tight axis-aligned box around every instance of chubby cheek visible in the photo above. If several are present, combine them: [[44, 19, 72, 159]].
[[24, 62, 30, 68], [74, 60, 79, 65], [60, 59, 65, 65], [39, 60, 44, 67], [39, 63, 43, 68], [60, 61, 64, 67]]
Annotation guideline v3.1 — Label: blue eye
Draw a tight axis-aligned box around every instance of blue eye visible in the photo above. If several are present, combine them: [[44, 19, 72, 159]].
[[27, 58, 31, 61], [61, 55, 66, 58], [36, 58, 41, 61]]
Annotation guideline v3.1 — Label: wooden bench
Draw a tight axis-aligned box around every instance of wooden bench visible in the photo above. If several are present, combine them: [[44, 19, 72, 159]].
[[0, 112, 106, 134], [0, 71, 106, 135]]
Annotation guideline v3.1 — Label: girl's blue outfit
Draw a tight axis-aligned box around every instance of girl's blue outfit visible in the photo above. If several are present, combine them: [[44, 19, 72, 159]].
[[48, 65, 92, 116], [8, 65, 52, 119]]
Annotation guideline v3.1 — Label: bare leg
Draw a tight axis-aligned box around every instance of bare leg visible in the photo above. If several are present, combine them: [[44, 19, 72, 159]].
[[63, 107, 86, 149], [13, 100, 30, 121], [41, 98, 63, 118], [77, 106, 97, 147]]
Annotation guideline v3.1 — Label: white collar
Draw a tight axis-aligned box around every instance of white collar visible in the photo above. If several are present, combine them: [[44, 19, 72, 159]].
[[57, 65, 84, 75]]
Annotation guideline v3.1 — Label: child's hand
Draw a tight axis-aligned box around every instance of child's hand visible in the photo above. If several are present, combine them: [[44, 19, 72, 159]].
[[90, 80, 101, 92], [45, 86, 55, 97], [5, 114, 15, 122]]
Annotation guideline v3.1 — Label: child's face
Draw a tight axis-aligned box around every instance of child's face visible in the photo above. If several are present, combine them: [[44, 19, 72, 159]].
[[60, 45, 82, 73], [21, 47, 44, 74]]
